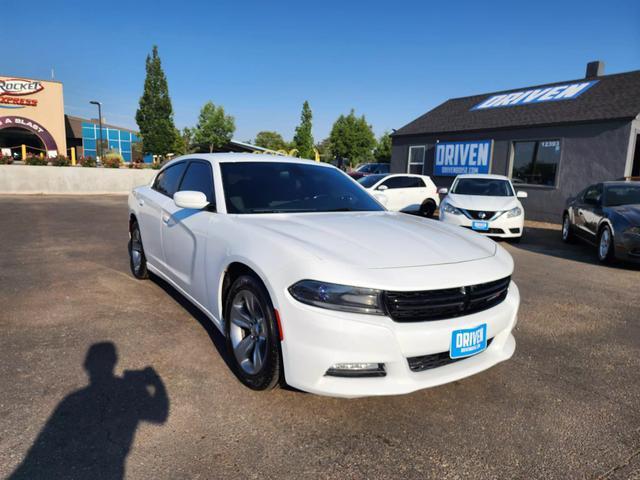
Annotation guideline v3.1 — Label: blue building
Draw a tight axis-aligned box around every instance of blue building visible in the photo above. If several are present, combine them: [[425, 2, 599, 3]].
[[65, 115, 141, 162]]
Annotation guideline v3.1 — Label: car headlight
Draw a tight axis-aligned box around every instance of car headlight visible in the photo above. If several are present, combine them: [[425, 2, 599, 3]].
[[628, 226, 640, 235], [442, 202, 463, 215], [506, 206, 523, 218], [288, 280, 384, 315]]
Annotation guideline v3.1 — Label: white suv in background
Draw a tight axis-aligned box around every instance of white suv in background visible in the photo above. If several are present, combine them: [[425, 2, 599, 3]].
[[439, 174, 527, 241], [358, 174, 439, 217]]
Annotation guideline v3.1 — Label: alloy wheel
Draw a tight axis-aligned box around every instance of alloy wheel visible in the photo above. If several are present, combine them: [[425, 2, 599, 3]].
[[599, 228, 611, 260], [130, 228, 143, 274], [229, 290, 268, 375]]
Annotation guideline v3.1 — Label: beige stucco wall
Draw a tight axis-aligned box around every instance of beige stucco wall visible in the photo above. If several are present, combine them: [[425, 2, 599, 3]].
[[0, 75, 67, 155]]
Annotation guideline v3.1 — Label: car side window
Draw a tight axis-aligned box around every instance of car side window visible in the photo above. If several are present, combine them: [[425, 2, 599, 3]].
[[407, 177, 424, 188], [178, 161, 215, 204], [583, 184, 602, 205], [153, 162, 187, 198], [381, 177, 407, 189]]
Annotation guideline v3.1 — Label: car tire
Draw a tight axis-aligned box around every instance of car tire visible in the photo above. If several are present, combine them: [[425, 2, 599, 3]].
[[224, 274, 281, 391], [129, 220, 149, 279], [597, 225, 614, 263], [420, 199, 437, 218], [561, 213, 574, 243]]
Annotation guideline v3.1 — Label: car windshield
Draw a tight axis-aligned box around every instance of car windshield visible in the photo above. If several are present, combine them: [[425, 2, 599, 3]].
[[358, 174, 388, 188], [220, 162, 385, 214], [452, 178, 514, 197], [604, 184, 640, 206]]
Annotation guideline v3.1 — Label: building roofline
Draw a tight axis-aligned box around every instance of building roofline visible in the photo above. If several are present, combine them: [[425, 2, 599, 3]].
[[0, 74, 64, 85]]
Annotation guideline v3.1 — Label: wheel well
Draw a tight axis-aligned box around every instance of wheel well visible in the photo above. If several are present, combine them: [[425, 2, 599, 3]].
[[129, 213, 137, 232], [221, 262, 262, 312], [597, 221, 611, 238]]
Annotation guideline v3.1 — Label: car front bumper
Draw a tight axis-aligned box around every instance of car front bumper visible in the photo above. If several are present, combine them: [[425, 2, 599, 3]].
[[277, 281, 519, 398], [439, 210, 524, 238]]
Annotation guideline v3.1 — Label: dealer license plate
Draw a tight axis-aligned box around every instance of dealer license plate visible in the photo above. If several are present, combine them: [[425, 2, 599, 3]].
[[450, 324, 487, 359], [471, 221, 489, 231]]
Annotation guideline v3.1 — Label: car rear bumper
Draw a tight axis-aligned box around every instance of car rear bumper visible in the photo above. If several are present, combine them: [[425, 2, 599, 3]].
[[277, 281, 519, 398]]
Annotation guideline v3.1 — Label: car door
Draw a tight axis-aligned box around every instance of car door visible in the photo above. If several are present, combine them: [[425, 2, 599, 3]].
[[581, 183, 604, 239], [138, 162, 187, 266], [377, 176, 411, 211], [577, 184, 601, 241], [403, 176, 428, 212], [160, 160, 215, 298]]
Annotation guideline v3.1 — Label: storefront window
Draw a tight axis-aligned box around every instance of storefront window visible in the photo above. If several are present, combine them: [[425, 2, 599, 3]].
[[407, 146, 425, 174], [511, 139, 561, 186]]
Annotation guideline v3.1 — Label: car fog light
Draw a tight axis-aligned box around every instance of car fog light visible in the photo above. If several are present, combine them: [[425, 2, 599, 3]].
[[325, 363, 386, 378]]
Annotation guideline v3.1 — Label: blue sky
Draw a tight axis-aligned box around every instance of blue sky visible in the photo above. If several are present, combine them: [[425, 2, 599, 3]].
[[3, 0, 639, 142]]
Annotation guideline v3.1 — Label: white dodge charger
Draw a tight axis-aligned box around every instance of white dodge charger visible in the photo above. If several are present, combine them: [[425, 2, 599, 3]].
[[128, 154, 520, 398]]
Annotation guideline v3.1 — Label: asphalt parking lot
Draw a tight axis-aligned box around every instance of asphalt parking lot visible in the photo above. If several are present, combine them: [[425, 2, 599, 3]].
[[1, 195, 639, 480]]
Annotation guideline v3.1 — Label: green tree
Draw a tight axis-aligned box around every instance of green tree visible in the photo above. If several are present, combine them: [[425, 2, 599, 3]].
[[315, 137, 333, 163], [373, 131, 392, 162], [135, 45, 177, 157], [292, 101, 314, 159], [254, 131, 288, 151], [329, 109, 376, 166], [193, 101, 235, 153]]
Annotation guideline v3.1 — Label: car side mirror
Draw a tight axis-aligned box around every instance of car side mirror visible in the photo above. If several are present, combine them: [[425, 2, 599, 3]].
[[377, 184, 388, 191], [174, 190, 209, 210], [516, 191, 528, 198], [438, 187, 448, 195]]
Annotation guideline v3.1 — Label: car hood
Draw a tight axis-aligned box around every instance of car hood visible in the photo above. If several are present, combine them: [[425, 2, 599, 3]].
[[446, 193, 519, 212], [608, 204, 640, 224], [239, 211, 496, 269]]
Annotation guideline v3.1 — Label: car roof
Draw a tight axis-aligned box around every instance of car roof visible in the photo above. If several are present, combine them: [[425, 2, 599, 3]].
[[456, 174, 510, 181], [603, 180, 640, 186], [162, 153, 330, 169]]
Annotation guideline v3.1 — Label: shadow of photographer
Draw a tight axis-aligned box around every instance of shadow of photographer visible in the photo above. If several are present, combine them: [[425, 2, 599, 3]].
[[9, 342, 169, 480]]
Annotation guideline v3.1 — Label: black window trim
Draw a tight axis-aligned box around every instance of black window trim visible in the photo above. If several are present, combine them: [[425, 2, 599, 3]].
[[152, 160, 188, 198], [508, 138, 563, 189], [177, 158, 217, 211]]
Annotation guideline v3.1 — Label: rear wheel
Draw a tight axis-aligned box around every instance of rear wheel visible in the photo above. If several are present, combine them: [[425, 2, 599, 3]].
[[419, 199, 437, 218], [597, 225, 614, 263], [561, 213, 574, 243], [224, 275, 281, 390], [128, 220, 148, 279]]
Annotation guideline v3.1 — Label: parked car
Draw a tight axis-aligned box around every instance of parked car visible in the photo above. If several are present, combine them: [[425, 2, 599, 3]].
[[358, 173, 439, 217], [128, 154, 519, 398], [562, 181, 640, 263], [348, 162, 390, 180], [439, 174, 527, 241]]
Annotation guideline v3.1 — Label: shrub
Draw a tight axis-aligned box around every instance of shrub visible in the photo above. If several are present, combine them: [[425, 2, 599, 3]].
[[79, 156, 97, 167], [151, 162, 162, 170], [128, 160, 144, 169], [102, 152, 123, 168], [24, 155, 48, 166], [51, 155, 71, 167], [0, 155, 13, 165]]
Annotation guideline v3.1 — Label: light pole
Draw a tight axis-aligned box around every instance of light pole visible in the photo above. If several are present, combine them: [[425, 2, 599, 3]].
[[89, 101, 103, 164]]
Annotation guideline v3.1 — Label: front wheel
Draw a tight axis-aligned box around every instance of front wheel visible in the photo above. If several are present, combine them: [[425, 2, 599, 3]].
[[224, 275, 281, 390], [129, 220, 148, 279], [597, 225, 614, 263]]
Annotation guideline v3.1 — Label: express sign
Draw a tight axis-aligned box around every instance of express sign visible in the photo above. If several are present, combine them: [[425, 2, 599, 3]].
[[434, 140, 492, 176], [471, 80, 597, 110], [0, 79, 44, 96]]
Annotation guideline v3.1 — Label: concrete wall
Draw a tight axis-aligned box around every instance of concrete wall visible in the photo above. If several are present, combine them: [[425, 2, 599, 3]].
[[0, 165, 156, 194], [391, 120, 632, 222]]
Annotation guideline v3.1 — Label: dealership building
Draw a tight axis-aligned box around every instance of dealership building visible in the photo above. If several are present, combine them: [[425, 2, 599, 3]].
[[390, 62, 640, 221], [0, 75, 142, 162]]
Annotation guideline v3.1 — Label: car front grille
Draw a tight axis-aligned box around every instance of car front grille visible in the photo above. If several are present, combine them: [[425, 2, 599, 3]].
[[462, 209, 497, 220], [383, 276, 511, 323], [462, 226, 506, 234], [407, 338, 494, 372]]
